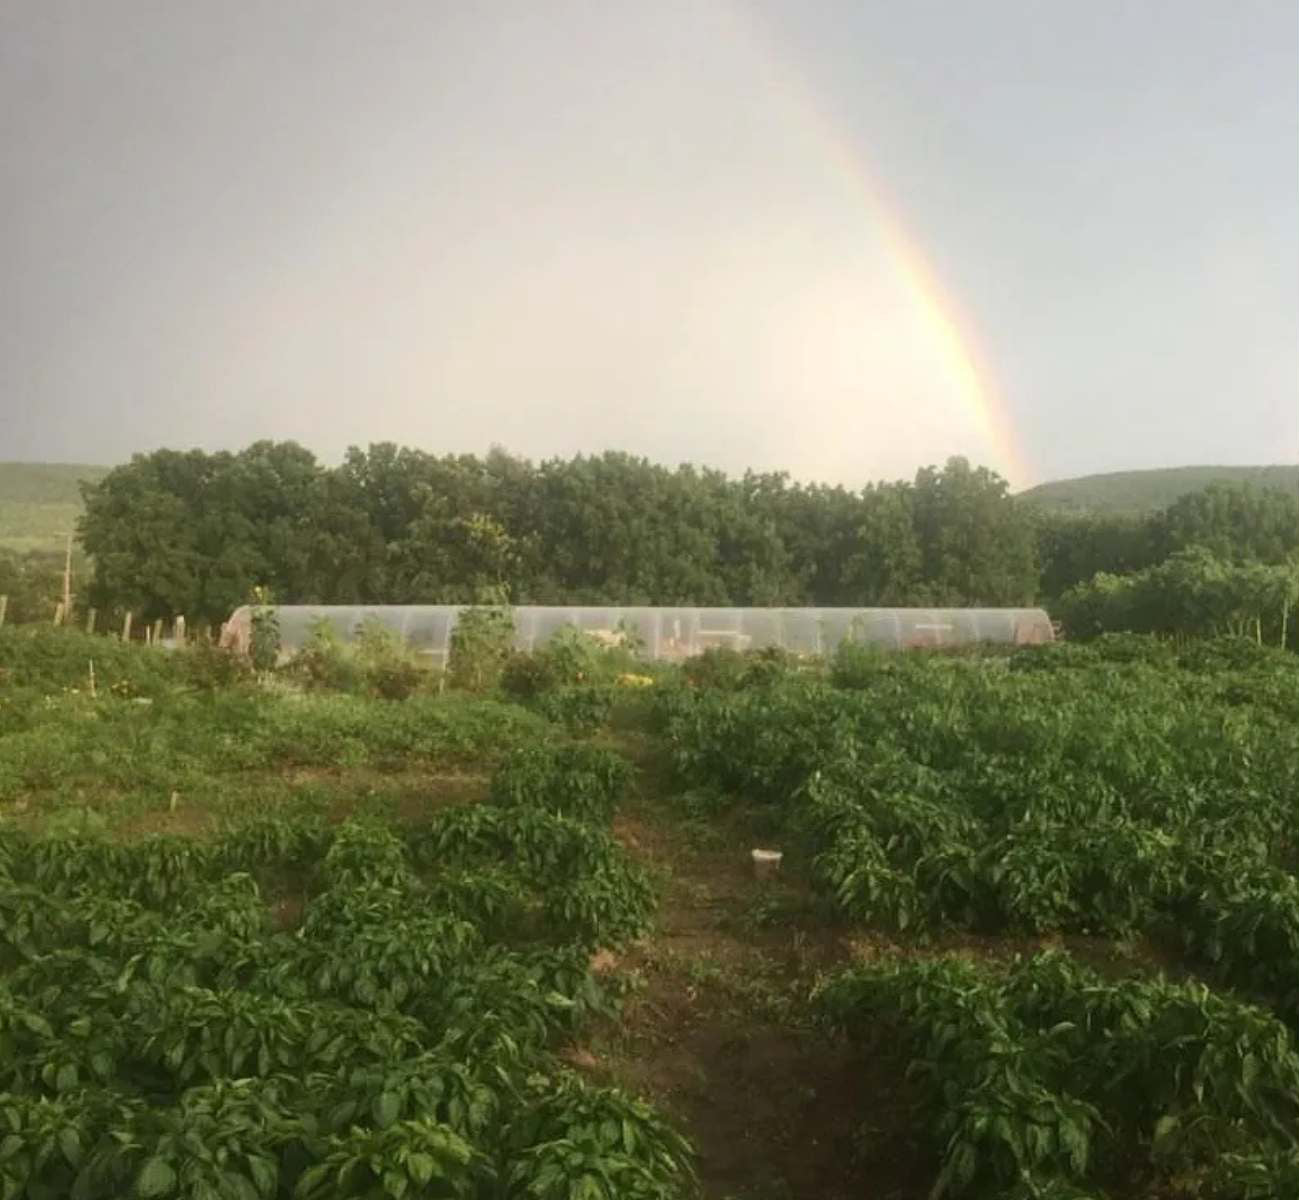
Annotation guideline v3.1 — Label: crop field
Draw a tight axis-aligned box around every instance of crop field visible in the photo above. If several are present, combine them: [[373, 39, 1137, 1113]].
[[1, 626, 1299, 1199]]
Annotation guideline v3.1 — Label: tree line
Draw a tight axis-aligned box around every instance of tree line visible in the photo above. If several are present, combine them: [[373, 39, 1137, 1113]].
[[66, 441, 1299, 630]]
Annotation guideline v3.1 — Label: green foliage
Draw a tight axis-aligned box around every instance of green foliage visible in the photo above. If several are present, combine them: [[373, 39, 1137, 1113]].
[[529, 685, 617, 734], [0, 548, 68, 623], [353, 619, 423, 701], [0, 625, 179, 695], [296, 1119, 484, 1198], [500, 627, 655, 732], [286, 617, 364, 693], [490, 744, 633, 825], [171, 638, 254, 691], [285, 618, 427, 700], [1058, 548, 1299, 646], [412, 807, 655, 949], [681, 646, 798, 691], [77, 444, 1049, 619], [446, 606, 513, 693], [249, 601, 280, 674], [500, 1075, 696, 1200], [0, 769, 683, 1199], [660, 644, 1299, 969], [817, 951, 1299, 1197]]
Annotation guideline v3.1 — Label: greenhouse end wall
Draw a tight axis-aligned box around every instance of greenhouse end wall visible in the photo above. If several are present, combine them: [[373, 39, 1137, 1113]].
[[220, 604, 1054, 664]]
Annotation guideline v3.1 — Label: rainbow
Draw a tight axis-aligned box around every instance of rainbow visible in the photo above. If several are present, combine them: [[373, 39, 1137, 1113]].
[[729, 4, 1035, 489]]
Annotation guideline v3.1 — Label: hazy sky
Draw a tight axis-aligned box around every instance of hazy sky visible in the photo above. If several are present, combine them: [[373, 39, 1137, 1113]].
[[3, 1, 1295, 489]]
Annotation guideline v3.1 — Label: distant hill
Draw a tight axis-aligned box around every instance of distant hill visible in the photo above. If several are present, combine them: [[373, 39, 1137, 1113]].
[[1018, 465, 1299, 516], [0, 462, 111, 553]]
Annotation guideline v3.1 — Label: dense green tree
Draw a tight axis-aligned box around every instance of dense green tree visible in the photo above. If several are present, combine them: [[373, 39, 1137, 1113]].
[[1152, 482, 1299, 564], [1058, 547, 1299, 646], [74, 440, 1294, 637], [836, 483, 930, 605], [909, 457, 1039, 605], [1034, 511, 1159, 601]]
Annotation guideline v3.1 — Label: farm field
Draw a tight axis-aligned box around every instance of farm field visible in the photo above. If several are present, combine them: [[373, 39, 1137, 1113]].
[[1, 625, 1298, 1198], [0, 463, 108, 553]]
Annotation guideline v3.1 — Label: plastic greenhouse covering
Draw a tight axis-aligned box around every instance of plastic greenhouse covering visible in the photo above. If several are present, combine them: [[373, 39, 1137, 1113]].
[[221, 605, 1054, 665]]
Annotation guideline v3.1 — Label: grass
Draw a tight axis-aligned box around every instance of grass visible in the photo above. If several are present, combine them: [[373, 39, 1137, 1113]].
[[0, 461, 110, 551]]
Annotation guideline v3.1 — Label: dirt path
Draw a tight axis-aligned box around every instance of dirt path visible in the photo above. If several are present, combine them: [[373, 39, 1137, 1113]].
[[577, 741, 933, 1200]]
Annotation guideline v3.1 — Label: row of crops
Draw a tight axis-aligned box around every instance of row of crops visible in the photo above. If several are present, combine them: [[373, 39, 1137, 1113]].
[[659, 637, 1299, 1196], [0, 743, 695, 1199]]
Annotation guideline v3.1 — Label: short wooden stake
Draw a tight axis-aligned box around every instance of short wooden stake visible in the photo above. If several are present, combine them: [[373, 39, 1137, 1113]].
[[0, 595, 7, 627], [122, 611, 133, 642], [152, 618, 163, 645], [53, 602, 65, 626], [88, 659, 97, 698], [175, 615, 186, 645], [86, 607, 97, 635]]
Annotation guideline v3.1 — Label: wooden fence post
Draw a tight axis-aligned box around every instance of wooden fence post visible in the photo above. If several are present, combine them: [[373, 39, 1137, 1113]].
[[0, 595, 7, 627], [86, 607, 97, 635], [122, 611, 133, 642], [62, 533, 72, 621], [53, 602, 65, 626], [153, 618, 163, 646], [175, 615, 186, 646]]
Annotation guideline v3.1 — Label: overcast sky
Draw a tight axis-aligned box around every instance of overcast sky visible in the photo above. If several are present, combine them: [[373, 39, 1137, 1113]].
[[2, 0, 1295, 489]]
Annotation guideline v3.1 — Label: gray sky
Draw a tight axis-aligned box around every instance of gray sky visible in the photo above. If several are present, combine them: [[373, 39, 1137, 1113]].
[[2, 0, 1295, 489]]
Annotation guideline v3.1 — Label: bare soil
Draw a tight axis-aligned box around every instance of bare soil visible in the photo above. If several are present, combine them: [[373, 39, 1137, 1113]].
[[571, 748, 935, 1200]]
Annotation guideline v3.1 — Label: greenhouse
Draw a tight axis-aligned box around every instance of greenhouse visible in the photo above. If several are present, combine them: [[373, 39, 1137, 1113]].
[[220, 604, 1054, 665]]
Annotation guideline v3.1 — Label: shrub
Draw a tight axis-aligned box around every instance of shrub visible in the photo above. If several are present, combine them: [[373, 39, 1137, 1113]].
[[173, 638, 253, 691], [684, 645, 798, 691], [249, 603, 280, 673], [354, 618, 424, 701], [447, 606, 514, 693], [532, 684, 616, 732], [489, 744, 633, 824], [285, 617, 363, 693]]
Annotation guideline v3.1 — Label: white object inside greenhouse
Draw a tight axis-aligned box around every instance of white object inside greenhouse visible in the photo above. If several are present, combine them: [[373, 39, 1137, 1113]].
[[220, 605, 1054, 665]]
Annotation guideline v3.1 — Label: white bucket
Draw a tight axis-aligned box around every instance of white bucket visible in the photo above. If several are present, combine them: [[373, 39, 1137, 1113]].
[[751, 848, 783, 879]]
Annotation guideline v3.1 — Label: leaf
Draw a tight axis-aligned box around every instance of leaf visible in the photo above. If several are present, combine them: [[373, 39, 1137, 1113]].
[[246, 1156, 277, 1198], [136, 1156, 177, 1198], [294, 1164, 330, 1198], [20, 1013, 53, 1038], [372, 1092, 401, 1130], [221, 1170, 261, 1200], [1152, 1113, 1179, 1148], [59, 1127, 83, 1166], [406, 1153, 434, 1185]]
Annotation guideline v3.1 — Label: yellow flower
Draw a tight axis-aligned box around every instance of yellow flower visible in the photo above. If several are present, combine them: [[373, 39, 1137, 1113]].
[[616, 673, 654, 688]]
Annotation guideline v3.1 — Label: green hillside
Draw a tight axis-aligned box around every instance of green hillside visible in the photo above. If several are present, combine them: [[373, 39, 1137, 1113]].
[[0, 462, 111, 552], [1018, 464, 1299, 515]]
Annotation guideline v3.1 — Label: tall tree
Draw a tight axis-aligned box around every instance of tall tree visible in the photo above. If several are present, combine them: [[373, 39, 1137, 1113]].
[[909, 457, 1038, 605]]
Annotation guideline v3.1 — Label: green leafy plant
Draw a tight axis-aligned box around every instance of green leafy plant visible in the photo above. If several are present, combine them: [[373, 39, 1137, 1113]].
[[295, 1119, 485, 1199], [249, 594, 280, 674], [446, 605, 514, 693]]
